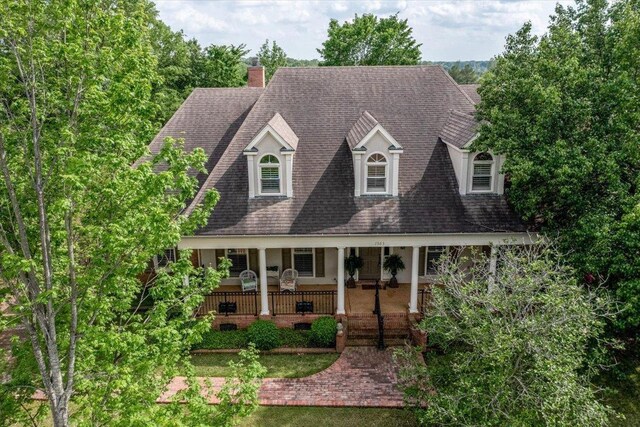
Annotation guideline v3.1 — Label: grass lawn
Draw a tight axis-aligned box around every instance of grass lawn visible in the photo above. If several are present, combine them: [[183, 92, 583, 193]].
[[237, 406, 418, 427], [187, 352, 340, 378], [596, 348, 640, 426]]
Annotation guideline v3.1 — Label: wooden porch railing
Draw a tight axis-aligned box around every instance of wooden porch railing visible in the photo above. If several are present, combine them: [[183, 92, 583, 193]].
[[198, 290, 337, 317]]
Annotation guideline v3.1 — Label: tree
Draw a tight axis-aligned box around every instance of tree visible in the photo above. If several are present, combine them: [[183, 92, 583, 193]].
[[396, 243, 616, 426], [473, 0, 640, 333], [318, 13, 422, 66], [446, 62, 478, 84], [194, 44, 249, 88], [0, 1, 261, 425], [257, 39, 288, 83]]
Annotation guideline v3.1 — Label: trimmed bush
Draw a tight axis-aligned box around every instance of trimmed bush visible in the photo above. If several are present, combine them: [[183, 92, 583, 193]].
[[192, 329, 248, 350], [279, 328, 312, 348], [247, 320, 281, 350], [310, 316, 337, 347]]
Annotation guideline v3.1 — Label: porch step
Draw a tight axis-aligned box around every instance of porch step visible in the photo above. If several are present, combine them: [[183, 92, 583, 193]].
[[346, 337, 409, 347]]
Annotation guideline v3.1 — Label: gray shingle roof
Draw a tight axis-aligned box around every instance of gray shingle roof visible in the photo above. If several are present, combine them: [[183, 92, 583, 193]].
[[169, 66, 523, 235], [346, 111, 379, 150], [459, 84, 481, 104], [149, 87, 263, 187], [440, 110, 479, 149], [262, 112, 299, 150]]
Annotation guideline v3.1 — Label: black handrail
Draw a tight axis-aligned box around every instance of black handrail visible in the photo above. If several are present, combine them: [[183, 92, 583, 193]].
[[373, 280, 385, 350], [199, 290, 337, 317]]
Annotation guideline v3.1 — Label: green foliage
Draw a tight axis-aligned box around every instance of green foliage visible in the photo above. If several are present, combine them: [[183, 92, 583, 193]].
[[247, 320, 281, 351], [257, 39, 288, 83], [310, 317, 337, 348], [445, 62, 478, 84], [193, 327, 313, 350], [0, 1, 256, 425], [474, 0, 640, 332], [195, 44, 249, 88], [192, 329, 249, 350], [396, 242, 616, 426], [383, 254, 406, 277], [318, 13, 421, 66], [344, 254, 364, 278]]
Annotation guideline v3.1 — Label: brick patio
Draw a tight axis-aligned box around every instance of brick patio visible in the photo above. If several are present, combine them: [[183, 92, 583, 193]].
[[160, 347, 405, 408]]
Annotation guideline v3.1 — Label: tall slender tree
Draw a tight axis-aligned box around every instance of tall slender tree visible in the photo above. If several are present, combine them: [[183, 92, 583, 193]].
[[257, 39, 288, 83], [0, 1, 261, 425]]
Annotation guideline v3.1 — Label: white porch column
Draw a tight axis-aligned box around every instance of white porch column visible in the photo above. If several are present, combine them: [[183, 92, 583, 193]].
[[259, 248, 269, 315], [337, 247, 345, 315], [410, 246, 420, 313]]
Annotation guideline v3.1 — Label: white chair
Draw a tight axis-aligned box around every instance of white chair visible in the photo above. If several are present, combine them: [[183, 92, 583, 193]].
[[239, 269, 258, 293], [279, 268, 298, 292]]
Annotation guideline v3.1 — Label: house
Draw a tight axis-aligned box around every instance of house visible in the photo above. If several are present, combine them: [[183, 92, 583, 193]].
[[148, 65, 530, 328]]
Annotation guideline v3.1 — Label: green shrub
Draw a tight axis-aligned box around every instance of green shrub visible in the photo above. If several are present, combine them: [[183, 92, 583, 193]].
[[279, 328, 312, 348], [310, 316, 337, 347], [247, 320, 281, 350], [192, 329, 248, 350]]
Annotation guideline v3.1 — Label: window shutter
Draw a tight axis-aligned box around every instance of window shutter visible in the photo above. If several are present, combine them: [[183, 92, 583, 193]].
[[249, 249, 258, 271], [418, 247, 426, 276], [215, 249, 225, 268], [190, 250, 200, 267], [315, 248, 325, 277], [282, 248, 292, 270]]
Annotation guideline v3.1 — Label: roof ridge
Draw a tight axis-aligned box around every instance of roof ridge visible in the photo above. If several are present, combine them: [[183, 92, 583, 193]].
[[436, 65, 477, 107], [276, 65, 442, 70]]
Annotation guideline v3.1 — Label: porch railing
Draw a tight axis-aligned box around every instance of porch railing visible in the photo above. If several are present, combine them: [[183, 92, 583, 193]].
[[270, 290, 336, 316], [419, 286, 433, 314], [198, 290, 337, 317]]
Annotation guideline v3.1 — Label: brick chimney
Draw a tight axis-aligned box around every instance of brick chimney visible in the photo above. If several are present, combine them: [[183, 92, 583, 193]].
[[247, 66, 265, 88]]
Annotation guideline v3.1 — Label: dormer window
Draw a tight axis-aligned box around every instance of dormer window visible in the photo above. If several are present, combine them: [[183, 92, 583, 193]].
[[366, 153, 388, 193], [259, 155, 281, 194], [471, 152, 494, 192]]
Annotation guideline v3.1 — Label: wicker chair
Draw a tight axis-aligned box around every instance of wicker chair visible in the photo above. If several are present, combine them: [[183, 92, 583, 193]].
[[239, 269, 258, 293], [279, 268, 298, 292]]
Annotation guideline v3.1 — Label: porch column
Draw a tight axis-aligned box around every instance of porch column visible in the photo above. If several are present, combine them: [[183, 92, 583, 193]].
[[410, 246, 420, 313], [259, 248, 269, 315], [337, 247, 345, 315]]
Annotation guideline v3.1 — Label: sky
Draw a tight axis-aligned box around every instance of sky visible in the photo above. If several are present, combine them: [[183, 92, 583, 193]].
[[154, 0, 574, 61]]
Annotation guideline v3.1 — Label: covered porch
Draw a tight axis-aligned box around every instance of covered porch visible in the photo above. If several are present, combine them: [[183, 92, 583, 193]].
[[182, 232, 532, 319]]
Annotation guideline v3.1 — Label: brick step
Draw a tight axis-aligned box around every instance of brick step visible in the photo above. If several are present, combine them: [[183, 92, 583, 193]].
[[348, 328, 410, 337], [346, 338, 409, 347]]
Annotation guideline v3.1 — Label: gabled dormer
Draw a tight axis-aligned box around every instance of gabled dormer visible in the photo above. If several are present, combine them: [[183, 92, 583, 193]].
[[243, 113, 298, 198], [347, 111, 403, 197], [440, 110, 505, 195]]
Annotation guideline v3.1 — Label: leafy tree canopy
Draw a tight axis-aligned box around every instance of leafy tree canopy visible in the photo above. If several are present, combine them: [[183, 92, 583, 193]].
[[257, 39, 288, 82], [474, 0, 640, 332], [0, 1, 261, 425], [318, 13, 422, 66], [397, 243, 616, 426], [445, 62, 479, 84]]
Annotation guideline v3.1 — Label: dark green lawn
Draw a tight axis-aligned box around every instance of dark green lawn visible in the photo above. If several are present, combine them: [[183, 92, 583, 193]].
[[187, 352, 340, 378], [237, 406, 419, 427]]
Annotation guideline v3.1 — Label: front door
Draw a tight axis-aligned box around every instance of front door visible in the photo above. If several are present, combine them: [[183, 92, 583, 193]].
[[359, 247, 380, 280]]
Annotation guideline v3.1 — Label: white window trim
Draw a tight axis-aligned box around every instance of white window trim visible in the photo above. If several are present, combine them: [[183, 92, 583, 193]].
[[226, 248, 249, 277], [423, 246, 448, 277], [258, 154, 284, 196], [469, 153, 495, 193], [291, 247, 315, 278], [364, 152, 390, 195]]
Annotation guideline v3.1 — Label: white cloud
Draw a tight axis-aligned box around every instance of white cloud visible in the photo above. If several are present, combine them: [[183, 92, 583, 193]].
[[154, 0, 574, 60]]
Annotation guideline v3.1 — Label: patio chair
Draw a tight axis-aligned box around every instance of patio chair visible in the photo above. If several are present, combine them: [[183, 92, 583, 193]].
[[279, 268, 298, 292], [239, 269, 258, 293]]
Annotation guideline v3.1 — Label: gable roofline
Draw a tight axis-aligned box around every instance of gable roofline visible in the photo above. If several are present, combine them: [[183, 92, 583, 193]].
[[244, 112, 298, 152], [347, 111, 403, 152]]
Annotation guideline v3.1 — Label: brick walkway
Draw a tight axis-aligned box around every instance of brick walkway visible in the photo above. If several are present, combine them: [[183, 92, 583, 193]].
[[161, 347, 405, 408]]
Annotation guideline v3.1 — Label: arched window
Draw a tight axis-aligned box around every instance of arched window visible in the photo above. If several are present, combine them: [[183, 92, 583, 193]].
[[366, 153, 388, 193], [259, 154, 281, 194], [471, 152, 494, 191]]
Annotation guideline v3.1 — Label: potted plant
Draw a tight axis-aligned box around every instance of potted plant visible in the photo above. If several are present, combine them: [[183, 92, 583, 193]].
[[344, 254, 364, 288], [383, 254, 405, 288]]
